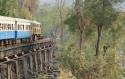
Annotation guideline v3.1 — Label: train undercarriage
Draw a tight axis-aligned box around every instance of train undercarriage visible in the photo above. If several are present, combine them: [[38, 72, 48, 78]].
[[0, 34, 41, 47]]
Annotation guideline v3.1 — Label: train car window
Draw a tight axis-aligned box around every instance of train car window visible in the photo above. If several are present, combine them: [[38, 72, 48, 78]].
[[27, 25, 28, 30], [20, 25, 22, 30], [6, 24, 8, 30], [6, 24, 7, 30], [7, 24, 9, 30], [35, 28, 37, 33], [39, 29, 40, 33], [1, 24, 3, 31], [26, 25, 27, 30], [12, 24, 13, 30], [18, 24, 20, 30], [3, 24, 6, 30], [29, 25, 30, 30], [7, 24, 8, 30], [0, 24, 1, 31], [37, 28, 39, 33], [2, 24, 4, 30], [9, 24, 10, 30], [9, 24, 11, 30], [34, 28, 36, 32], [19, 25, 21, 30], [26, 25, 30, 30], [0, 24, 2, 31], [4, 24, 6, 30], [23, 25, 24, 30]]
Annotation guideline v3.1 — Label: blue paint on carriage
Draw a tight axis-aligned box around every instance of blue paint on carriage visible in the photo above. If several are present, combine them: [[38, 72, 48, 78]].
[[0, 31, 15, 40], [16, 31, 32, 39]]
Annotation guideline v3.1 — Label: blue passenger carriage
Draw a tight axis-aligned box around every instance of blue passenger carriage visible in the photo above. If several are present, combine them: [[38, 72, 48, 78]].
[[0, 15, 42, 46], [0, 16, 15, 40], [16, 19, 32, 39]]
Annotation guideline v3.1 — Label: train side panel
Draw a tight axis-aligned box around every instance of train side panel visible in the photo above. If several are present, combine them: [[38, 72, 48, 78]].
[[0, 31, 15, 40], [16, 31, 31, 39]]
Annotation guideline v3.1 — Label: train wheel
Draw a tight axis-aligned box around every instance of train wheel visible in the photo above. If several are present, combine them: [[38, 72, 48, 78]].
[[0, 40, 1, 46], [8, 39, 11, 45], [1, 40, 4, 46], [12, 40, 14, 45], [21, 39, 23, 43]]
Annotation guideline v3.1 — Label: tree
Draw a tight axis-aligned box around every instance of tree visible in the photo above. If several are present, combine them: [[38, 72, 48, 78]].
[[18, 0, 38, 19], [74, 0, 84, 50], [65, 0, 90, 50], [56, 0, 66, 43], [84, 0, 118, 57]]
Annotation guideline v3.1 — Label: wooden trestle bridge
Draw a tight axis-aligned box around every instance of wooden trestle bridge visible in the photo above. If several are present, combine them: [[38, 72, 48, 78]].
[[0, 39, 59, 79]]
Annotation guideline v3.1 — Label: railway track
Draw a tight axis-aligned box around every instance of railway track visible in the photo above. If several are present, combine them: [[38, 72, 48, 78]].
[[0, 38, 60, 79]]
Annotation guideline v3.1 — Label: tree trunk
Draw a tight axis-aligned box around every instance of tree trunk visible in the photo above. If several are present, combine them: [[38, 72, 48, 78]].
[[96, 24, 102, 57], [80, 31, 83, 50], [60, 22, 63, 43]]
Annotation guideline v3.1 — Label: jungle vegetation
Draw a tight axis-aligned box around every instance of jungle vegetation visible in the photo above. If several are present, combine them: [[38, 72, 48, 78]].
[[1, 0, 125, 79]]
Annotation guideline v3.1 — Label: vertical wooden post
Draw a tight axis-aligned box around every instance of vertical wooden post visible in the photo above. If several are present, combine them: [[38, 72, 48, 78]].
[[44, 50, 47, 64], [49, 48, 52, 63], [44, 50, 47, 73], [34, 53, 38, 73], [52, 46, 55, 61], [22, 57, 28, 79], [39, 51, 43, 72], [29, 54, 33, 72], [15, 61, 20, 79]]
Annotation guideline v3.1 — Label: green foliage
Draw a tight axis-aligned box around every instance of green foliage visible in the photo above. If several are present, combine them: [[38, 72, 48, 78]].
[[0, 0, 19, 17], [36, 74, 48, 79], [64, 15, 79, 32], [57, 0, 125, 79], [58, 43, 123, 79], [84, 0, 117, 27], [57, 43, 85, 79], [0, 0, 38, 19]]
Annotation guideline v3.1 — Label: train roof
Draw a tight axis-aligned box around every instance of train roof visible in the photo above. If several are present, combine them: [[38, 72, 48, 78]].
[[0, 15, 40, 24], [0, 16, 15, 21], [0, 16, 30, 22], [32, 21, 40, 24]]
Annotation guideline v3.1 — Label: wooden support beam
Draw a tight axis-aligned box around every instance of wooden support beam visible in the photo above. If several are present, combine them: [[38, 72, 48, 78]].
[[7, 63, 12, 79], [22, 57, 28, 79]]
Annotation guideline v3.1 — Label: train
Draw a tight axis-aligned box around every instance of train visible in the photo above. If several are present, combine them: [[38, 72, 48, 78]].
[[0, 16, 42, 46]]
